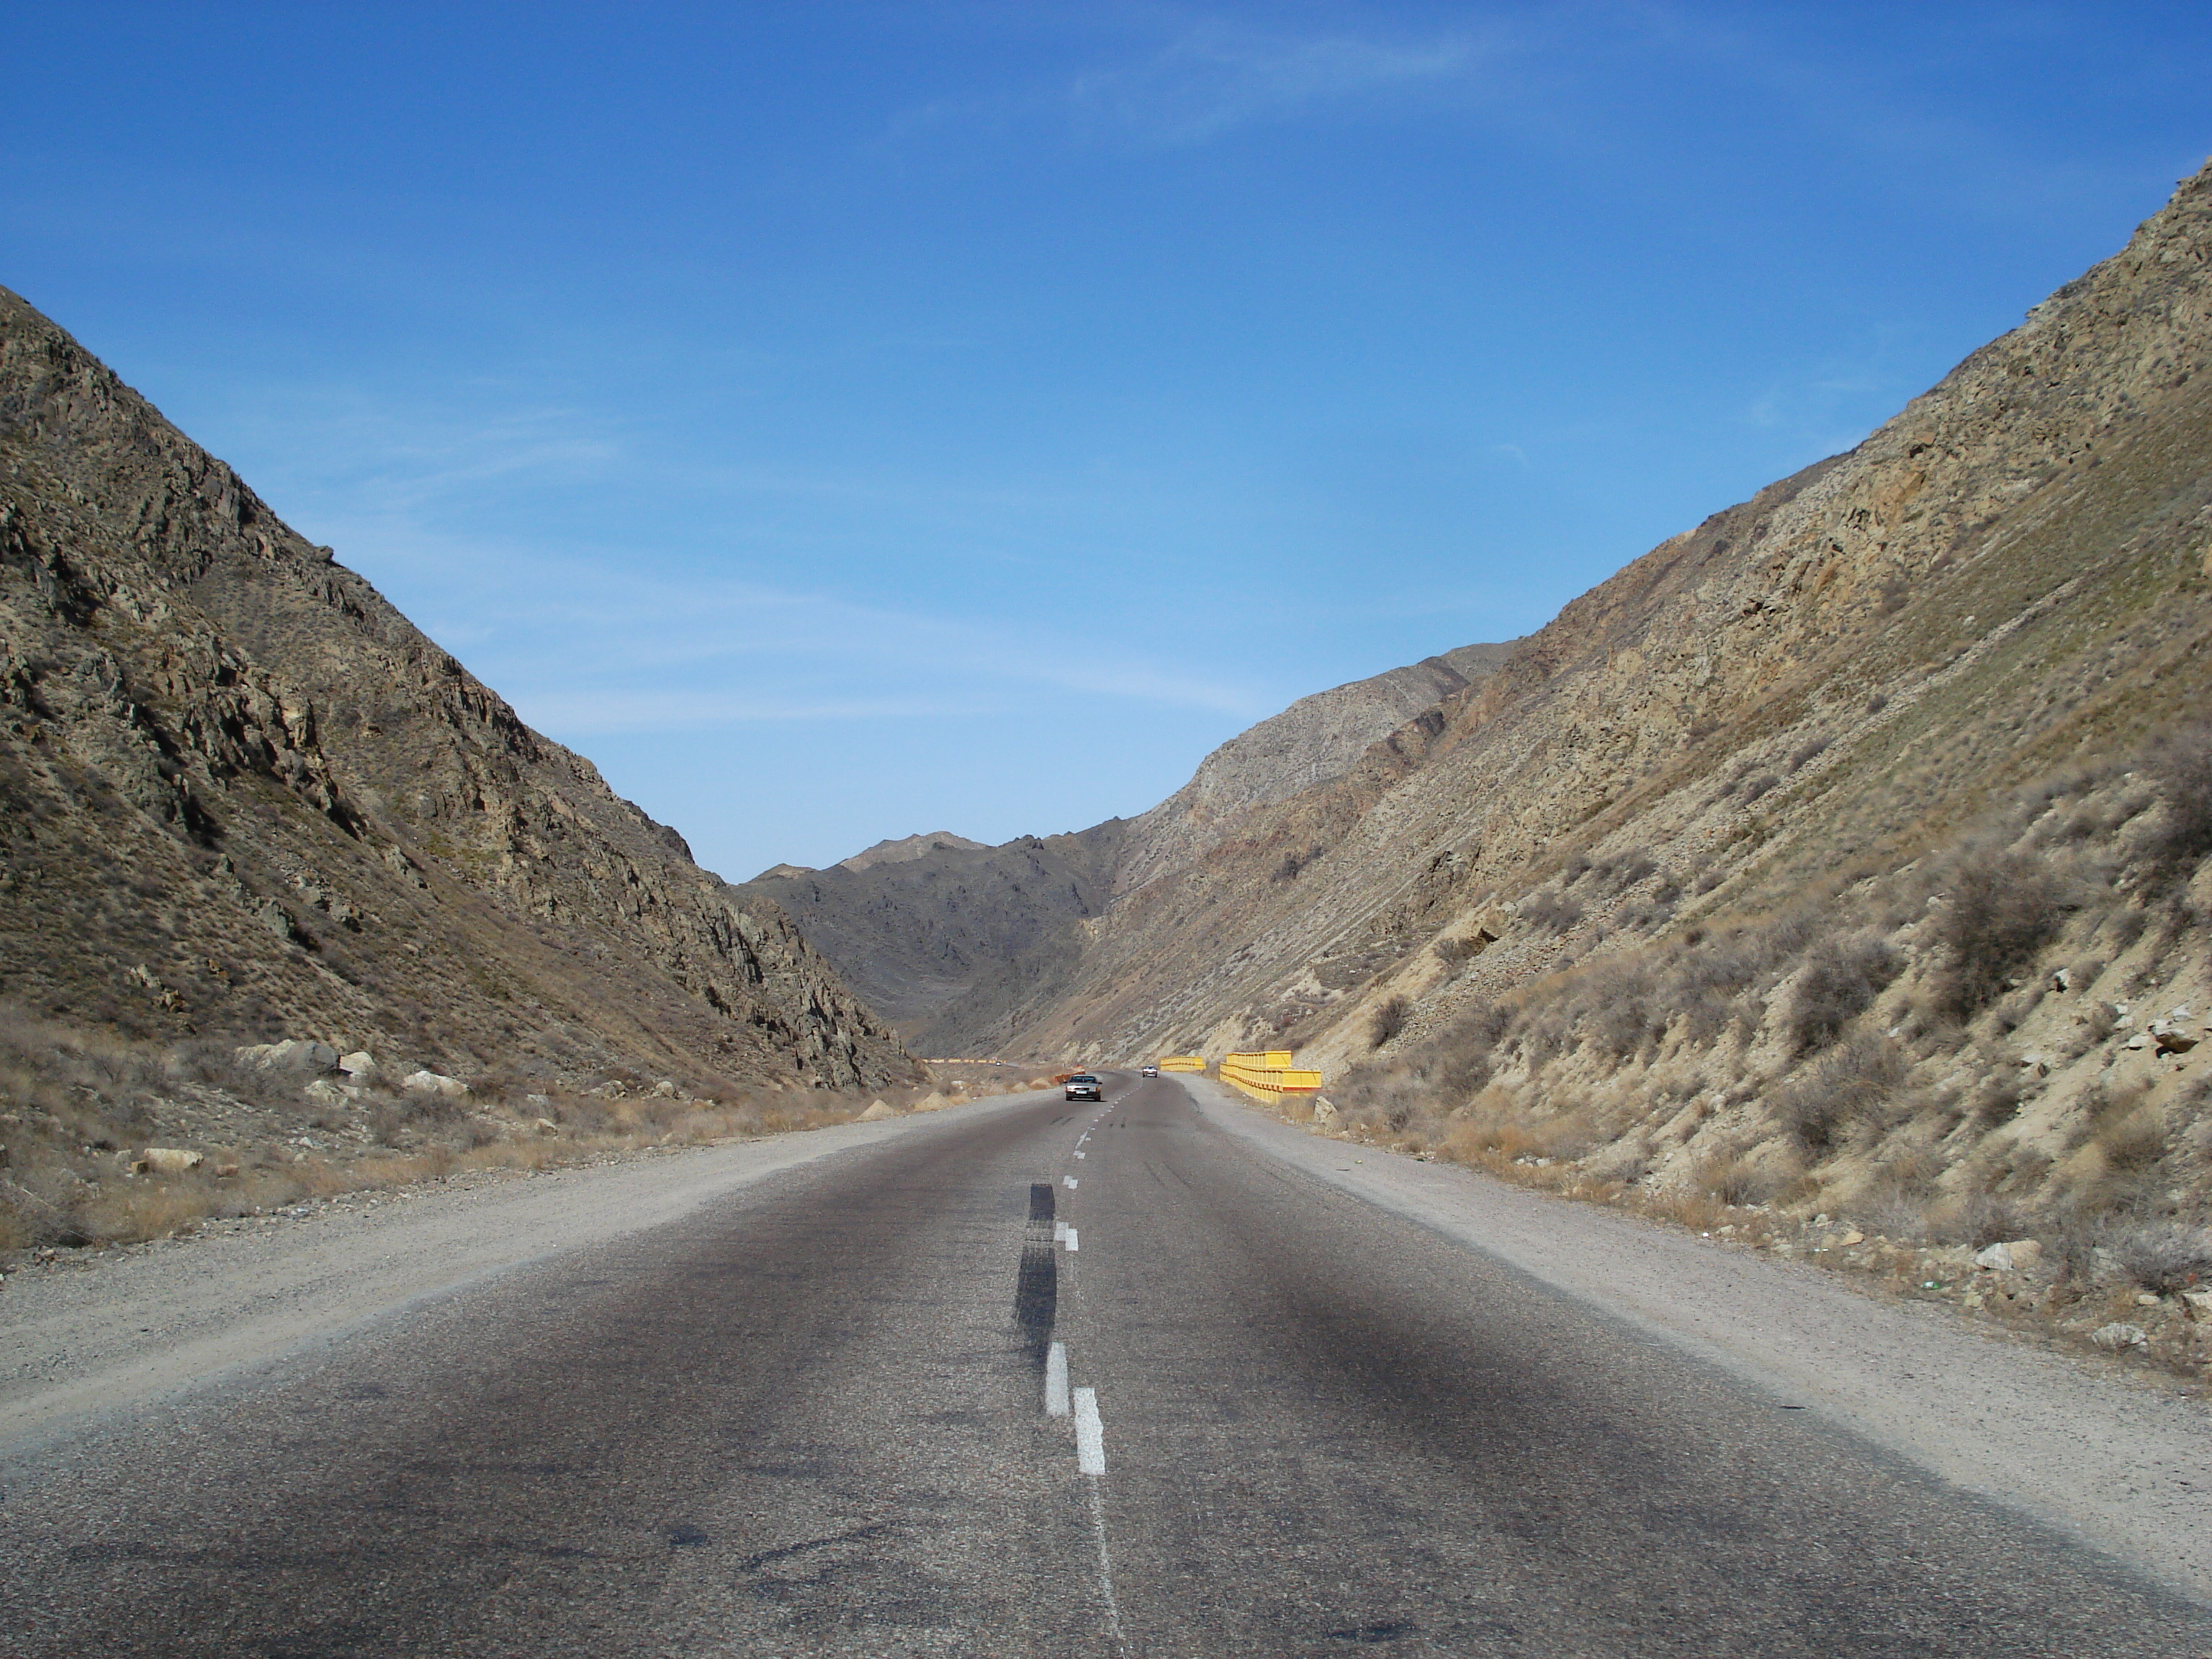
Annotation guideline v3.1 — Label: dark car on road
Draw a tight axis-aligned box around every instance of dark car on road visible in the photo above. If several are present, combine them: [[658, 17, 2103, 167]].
[[1064, 1073, 1103, 1101]]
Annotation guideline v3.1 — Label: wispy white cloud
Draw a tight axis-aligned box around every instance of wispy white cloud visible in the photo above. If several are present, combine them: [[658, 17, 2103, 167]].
[[1063, 22, 1491, 145], [892, 14, 1500, 151]]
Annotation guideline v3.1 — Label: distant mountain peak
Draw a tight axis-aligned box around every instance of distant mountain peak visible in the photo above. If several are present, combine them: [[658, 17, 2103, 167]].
[[838, 832, 989, 872]]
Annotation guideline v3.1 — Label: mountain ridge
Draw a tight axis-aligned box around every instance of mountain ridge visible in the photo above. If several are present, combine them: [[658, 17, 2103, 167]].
[[0, 284, 918, 1092]]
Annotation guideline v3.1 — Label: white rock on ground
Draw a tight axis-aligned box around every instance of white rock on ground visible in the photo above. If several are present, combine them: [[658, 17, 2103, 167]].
[[132, 1148, 202, 1174], [401, 1070, 469, 1099], [235, 1039, 340, 1074]]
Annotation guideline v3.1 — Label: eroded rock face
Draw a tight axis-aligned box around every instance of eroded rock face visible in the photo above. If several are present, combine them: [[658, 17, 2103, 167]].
[[0, 287, 919, 1092]]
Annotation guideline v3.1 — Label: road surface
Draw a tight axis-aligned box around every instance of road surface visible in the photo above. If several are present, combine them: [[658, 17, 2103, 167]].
[[3, 1072, 2208, 1655]]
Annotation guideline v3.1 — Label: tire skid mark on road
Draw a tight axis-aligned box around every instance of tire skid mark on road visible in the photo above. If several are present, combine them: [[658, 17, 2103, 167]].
[[1015, 1181, 1058, 1366]]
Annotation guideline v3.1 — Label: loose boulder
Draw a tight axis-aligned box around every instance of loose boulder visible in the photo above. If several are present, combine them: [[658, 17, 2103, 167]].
[[132, 1147, 204, 1175], [235, 1039, 341, 1074], [402, 1069, 470, 1099], [2091, 1321, 2149, 1350], [338, 1051, 380, 1086]]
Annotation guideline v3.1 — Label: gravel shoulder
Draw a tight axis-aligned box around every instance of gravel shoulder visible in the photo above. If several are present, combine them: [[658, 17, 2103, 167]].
[[0, 1093, 1039, 1465], [1179, 1076, 2212, 1607]]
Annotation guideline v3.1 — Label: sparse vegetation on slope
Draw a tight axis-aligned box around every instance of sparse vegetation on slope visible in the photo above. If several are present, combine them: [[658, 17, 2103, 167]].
[[1321, 731, 2212, 1375]]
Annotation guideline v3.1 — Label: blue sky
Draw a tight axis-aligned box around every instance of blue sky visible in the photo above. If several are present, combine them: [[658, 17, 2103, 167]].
[[6, 3, 2208, 880]]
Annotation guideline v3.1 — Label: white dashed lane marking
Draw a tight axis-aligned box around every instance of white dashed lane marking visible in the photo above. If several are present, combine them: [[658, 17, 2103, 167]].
[[1073, 1387, 1107, 1475], [1046, 1342, 1070, 1416], [1064, 1177, 1078, 1189], [1065, 1228, 1079, 1252]]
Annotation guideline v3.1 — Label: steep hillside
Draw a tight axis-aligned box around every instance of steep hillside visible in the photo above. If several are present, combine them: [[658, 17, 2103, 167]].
[[0, 287, 918, 1094], [737, 647, 1516, 1048], [997, 159, 2212, 1079]]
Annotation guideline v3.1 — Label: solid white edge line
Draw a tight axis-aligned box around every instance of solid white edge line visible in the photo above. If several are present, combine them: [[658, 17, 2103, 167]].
[[1046, 1342, 1070, 1416], [1073, 1386, 1106, 1474]]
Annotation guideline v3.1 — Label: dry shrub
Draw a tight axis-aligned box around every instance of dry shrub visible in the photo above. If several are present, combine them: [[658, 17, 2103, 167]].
[[1427, 1000, 1511, 1098], [2136, 721, 2212, 889], [1369, 996, 1410, 1049], [1437, 1087, 1588, 1169], [1925, 1190, 2033, 1249], [1519, 891, 1584, 934], [1772, 1033, 1907, 1152], [2095, 1107, 2167, 1174], [78, 1179, 220, 1244], [1929, 849, 2067, 1018], [1697, 1147, 1797, 1207], [1788, 932, 1902, 1056], [2104, 1218, 2212, 1294]]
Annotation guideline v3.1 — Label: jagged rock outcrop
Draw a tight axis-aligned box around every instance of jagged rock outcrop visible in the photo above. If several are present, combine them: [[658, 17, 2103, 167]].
[[0, 286, 920, 1090]]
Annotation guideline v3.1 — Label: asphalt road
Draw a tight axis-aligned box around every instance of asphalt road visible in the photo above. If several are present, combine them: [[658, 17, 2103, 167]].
[[4, 1072, 2208, 1656]]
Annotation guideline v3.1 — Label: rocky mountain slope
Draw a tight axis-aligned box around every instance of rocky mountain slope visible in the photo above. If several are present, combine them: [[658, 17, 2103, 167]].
[[986, 159, 2212, 1082], [737, 647, 1516, 1046], [0, 286, 918, 1094]]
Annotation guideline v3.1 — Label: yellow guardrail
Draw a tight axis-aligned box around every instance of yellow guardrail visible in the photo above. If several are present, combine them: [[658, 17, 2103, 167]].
[[1156, 1055, 1207, 1073], [1219, 1051, 1323, 1103]]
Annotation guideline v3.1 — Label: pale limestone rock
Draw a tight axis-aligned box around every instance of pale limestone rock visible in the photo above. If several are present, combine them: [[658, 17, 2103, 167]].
[[134, 1147, 202, 1174]]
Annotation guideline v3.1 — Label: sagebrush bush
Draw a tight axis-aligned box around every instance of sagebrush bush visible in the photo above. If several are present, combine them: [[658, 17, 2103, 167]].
[[1370, 995, 1409, 1048], [1519, 891, 1584, 933], [1930, 849, 2067, 1018], [2138, 721, 2212, 890], [1772, 1033, 1907, 1151], [1788, 933, 1902, 1056], [2104, 1218, 2212, 1294]]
